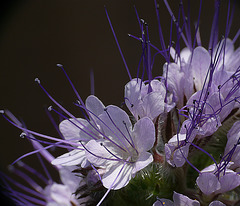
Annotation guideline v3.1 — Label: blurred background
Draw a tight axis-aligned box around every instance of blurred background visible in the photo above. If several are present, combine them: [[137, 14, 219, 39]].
[[0, 0, 239, 204]]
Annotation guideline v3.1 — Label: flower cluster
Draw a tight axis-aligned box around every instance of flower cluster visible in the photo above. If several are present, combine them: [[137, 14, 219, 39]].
[[1, 0, 240, 205]]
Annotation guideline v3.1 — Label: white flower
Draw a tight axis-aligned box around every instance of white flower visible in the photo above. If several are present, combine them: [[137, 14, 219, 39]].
[[125, 78, 173, 121], [85, 105, 155, 190]]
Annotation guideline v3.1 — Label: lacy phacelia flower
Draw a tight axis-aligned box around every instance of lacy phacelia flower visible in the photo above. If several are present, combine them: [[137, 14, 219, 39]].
[[52, 95, 155, 190], [125, 78, 174, 121], [85, 107, 155, 189], [196, 162, 240, 195]]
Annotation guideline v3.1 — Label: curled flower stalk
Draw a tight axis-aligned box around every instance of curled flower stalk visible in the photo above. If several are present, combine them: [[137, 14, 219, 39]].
[[1, 0, 240, 205]]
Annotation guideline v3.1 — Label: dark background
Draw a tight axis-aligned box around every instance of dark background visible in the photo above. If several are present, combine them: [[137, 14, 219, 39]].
[[0, 0, 239, 204]]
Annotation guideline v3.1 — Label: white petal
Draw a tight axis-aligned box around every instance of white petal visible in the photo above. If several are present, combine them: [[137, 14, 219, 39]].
[[85, 140, 114, 167], [133, 117, 155, 152], [218, 172, 240, 194], [190, 46, 211, 91], [124, 78, 142, 119], [173, 191, 200, 206], [133, 152, 153, 174], [51, 148, 86, 167], [85, 95, 105, 117], [153, 199, 174, 206], [142, 92, 165, 120], [196, 173, 221, 195], [102, 163, 133, 190], [173, 144, 189, 167], [209, 201, 226, 206], [59, 118, 88, 141], [97, 105, 132, 149]]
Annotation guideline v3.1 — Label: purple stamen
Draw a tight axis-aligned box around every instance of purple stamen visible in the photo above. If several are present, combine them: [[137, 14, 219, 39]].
[[49, 106, 98, 141], [208, 0, 220, 52], [163, 0, 189, 48], [154, 0, 168, 60], [14, 191, 45, 205], [8, 166, 43, 193], [190, 142, 219, 169], [122, 120, 136, 151], [233, 28, 240, 44], [0, 172, 45, 200], [100, 142, 134, 163], [45, 107, 64, 140], [35, 78, 101, 139], [36, 153, 53, 183], [80, 141, 124, 162], [104, 108, 134, 154], [17, 161, 49, 185], [104, 7, 131, 80], [56, 64, 85, 109], [75, 103, 129, 153], [96, 157, 130, 206]]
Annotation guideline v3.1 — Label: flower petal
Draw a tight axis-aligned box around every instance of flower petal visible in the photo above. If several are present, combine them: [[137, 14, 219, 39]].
[[85, 95, 105, 117], [133, 117, 155, 152], [85, 140, 114, 167], [190, 46, 211, 91], [97, 105, 132, 149], [218, 172, 240, 194], [59, 118, 88, 141], [141, 92, 165, 120], [209, 201, 226, 206], [153, 199, 174, 206], [102, 163, 133, 190], [51, 148, 86, 167], [196, 173, 221, 195], [173, 191, 200, 206], [132, 152, 153, 174]]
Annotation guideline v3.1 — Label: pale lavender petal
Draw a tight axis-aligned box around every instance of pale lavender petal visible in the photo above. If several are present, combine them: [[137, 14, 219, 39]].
[[163, 62, 185, 107], [173, 191, 200, 206], [85, 140, 113, 167], [150, 80, 166, 93], [153, 199, 173, 206], [133, 117, 155, 152], [196, 173, 221, 195], [124, 78, 142, 119], [201, 164, 216, 173], [226, 47, 240, 72], [97, 105, 132, 149], [209, 200, 226, 206], [218, 172, 240, 194], [173, 144, 189, 167], [102, 163, 133, 190], [51, 148, 86, 167], [132, 152, 153, 174], [59, 118, 88, 141], [85, 95, 105, 117], [168, 134, 186, 144], [213, 38, 234, 71], [141, 92, 165, 120], [180, 47, 191, 63], [190, 46, 211, 91]]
